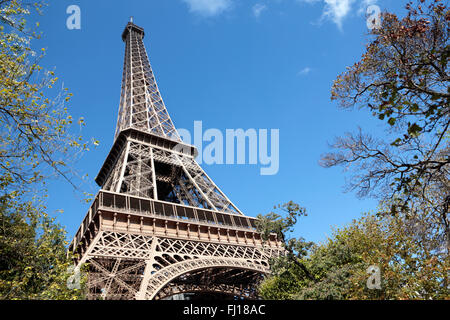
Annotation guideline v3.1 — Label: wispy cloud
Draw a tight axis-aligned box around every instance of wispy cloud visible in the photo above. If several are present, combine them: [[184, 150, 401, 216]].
[[298, 67, 312, 76], [252, 3, 267, 18], [181, 0, 233, 17], [323, 0, 354, 29], [297, 0, 377, 30], [179, 0, 377, 26]]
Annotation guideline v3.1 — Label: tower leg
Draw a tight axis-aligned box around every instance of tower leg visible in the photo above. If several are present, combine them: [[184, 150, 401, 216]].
[[136, 237, 159, 300]]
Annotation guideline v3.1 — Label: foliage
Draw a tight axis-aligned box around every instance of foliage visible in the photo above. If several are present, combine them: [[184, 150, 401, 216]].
[[0, 199, 86, 299], [320, 0, 449, 251], [0, 0, 93, 195], [256, 202, 314, 281], [0, 0, 92, 299], [258, 202, 449, 300]]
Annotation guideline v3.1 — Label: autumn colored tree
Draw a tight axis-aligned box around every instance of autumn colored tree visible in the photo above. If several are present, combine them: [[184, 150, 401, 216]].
[[321, 0, 449, 252], [0, 0, 92, 299]]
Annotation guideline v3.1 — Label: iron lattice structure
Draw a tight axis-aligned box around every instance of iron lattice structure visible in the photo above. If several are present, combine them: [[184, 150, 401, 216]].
[[70, 21, 282, 300]]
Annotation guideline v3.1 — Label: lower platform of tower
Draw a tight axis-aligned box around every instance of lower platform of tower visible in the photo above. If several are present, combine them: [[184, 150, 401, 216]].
[[69, 190, 283, 300]]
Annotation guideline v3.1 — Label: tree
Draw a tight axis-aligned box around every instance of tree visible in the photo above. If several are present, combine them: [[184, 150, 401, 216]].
[[0, 199, 85, 299], [0, 0, 93, 195], [255, 202, 314, 299], [0, 0, 93, 299], [257, 202, 448, 300], [256, 201, 314, 282], [320, 0, 449, 252]]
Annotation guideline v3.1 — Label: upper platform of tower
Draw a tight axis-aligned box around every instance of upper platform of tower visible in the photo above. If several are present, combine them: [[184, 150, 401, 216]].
[[122, 21, 145, 41]]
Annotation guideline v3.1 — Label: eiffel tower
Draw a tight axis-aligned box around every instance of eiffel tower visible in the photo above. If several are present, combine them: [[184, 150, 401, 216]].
[[69, 20, 282, 300]]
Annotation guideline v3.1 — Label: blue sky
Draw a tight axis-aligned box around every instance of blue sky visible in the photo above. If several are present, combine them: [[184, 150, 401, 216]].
[[29, 0, 406, 244]]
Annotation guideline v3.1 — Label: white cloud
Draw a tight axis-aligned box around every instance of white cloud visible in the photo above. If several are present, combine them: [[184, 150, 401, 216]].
[[297, 0, 378, 29], [179, 0, 378, 26], [322, 0, 354, 29], [181, 0, 233, 17], [252, 3, 267, 18], [298, 67, 312, 76]]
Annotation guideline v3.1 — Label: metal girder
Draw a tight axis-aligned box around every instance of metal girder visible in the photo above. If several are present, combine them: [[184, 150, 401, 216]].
[[80, 230, 281, 300], [154, 282, 259, 300]]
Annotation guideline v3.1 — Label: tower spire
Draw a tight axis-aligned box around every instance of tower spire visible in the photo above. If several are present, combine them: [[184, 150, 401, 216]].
[[116, 21, 179, 141]]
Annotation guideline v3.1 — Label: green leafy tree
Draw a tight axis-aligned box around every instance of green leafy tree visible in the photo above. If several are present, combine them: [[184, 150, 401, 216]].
[[0, 199, 86, 299], [256, 202, 314, 281], [255, 202, 314, 299], [258, 202, 448, 300], [0, 0, 93, 299]]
